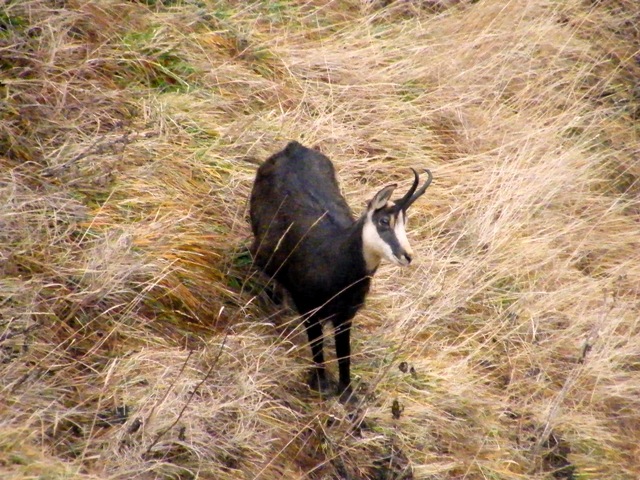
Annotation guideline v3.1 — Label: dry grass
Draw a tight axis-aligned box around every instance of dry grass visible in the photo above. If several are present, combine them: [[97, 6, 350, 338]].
[[1, 0, 639, 478]]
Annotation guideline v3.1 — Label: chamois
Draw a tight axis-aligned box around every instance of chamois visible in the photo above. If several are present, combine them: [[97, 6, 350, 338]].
[[249, 141, 432, 401]]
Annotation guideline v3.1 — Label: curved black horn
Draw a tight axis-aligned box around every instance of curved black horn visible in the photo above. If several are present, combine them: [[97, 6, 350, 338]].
[[396, 168, 420, 210], [402, 168, 432, 211]]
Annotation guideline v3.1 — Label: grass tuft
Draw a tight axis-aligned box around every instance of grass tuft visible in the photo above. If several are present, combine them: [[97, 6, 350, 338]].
[[1, 0, 639, 478]]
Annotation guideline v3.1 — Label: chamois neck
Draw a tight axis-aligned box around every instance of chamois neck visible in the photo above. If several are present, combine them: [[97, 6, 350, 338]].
[[355, 215, 380, 275], [326, 216, 375, 280], [362, 249, 381, 274]]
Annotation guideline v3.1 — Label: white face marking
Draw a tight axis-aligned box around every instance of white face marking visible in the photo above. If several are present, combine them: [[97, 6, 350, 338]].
[[362, 211, 389, 271], [394, 212, 414, 261]]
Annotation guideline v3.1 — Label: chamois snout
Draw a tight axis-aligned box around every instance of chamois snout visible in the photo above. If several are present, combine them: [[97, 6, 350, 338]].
[[390, 211, 414, 266], [398, 249, 412, 266]]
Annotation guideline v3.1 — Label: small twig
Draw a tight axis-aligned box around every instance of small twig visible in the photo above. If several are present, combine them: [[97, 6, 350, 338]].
[[41, 132, 133, 177], [144, 350, 194, 432], [0, 321, 40, 344], [535, 293, 614, 451], [145, 334, 228, 455]]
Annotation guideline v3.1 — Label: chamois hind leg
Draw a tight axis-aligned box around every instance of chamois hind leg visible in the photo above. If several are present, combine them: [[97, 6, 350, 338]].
[[334, 318, 357, 403], [305, 317, 332, 395]]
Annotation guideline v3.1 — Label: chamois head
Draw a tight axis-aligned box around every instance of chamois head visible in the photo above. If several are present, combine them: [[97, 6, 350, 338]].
[[362, 169, 432, 271]]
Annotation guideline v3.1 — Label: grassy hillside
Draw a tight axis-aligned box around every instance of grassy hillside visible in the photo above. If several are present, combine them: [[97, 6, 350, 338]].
[[1, 0, 639, 478]]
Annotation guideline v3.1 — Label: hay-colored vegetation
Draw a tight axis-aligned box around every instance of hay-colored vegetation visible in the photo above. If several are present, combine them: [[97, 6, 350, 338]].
[[1, 0, 639, 478]]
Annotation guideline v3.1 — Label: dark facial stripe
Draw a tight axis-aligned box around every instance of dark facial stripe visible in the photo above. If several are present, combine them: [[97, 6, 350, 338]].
[[376, 221, 404, 258]]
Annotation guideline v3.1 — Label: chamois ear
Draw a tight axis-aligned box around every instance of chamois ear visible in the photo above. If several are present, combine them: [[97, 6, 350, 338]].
[[368, 184, 397, 211]]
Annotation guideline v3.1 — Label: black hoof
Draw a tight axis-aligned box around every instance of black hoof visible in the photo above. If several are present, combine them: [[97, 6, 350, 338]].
[[307, 369, 334, 396], [337, 384, 359, 404]]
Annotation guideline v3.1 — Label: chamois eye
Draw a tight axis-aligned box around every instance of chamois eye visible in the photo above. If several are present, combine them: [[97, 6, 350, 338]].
[[380, 217, 390, 227]]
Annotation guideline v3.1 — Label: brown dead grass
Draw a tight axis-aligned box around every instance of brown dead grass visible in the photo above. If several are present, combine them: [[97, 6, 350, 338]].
[[1, 0, 639, 478]]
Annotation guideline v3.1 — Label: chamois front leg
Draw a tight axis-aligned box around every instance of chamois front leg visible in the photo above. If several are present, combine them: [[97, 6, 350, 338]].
[[305, 316, 331, 395], [334, 318, 357, 403]]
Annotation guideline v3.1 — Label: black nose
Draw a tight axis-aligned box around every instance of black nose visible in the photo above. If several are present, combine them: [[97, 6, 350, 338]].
[[404, 253, 412, 264]]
